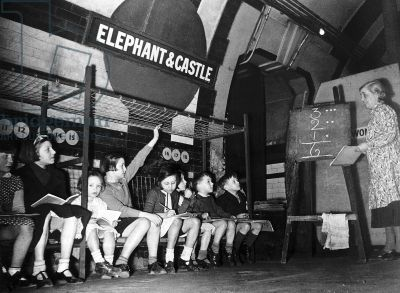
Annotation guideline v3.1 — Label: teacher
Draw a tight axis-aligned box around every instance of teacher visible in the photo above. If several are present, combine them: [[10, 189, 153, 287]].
[[357, 79, 400, 260]]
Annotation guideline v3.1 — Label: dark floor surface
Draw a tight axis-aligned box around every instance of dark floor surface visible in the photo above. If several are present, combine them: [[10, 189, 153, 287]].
[[10, 255, 400, 293]]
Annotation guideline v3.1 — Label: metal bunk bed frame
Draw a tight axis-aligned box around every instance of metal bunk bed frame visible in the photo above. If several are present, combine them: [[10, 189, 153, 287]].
[[0, 61, 252, 278]]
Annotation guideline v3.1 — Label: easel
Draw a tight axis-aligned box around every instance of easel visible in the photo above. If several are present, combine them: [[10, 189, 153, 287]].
[[281, 103, 367, 264]]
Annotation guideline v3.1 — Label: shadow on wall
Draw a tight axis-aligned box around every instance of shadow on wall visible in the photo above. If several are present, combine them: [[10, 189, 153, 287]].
[[380, 78, 400, 126]]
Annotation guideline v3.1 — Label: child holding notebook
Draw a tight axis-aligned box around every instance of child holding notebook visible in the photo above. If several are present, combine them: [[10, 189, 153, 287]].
[[144, 164, 200, 273], [71, 170, 120, 279], [184, 171, 236, 266]]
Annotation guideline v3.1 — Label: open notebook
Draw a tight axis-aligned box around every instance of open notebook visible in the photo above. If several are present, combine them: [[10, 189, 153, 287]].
[[330, 146, 362, 166]]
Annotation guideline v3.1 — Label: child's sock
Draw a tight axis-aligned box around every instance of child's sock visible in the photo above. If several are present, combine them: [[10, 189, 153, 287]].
[[225, 244, 233, 254], [33, 260, 46, 276], [57, 259, 72, 276], [197, 250, 207, 260], [148, 256, 157, 265], [104, 254, 114, 265], [165, 248, 175, 263], [246, 232, 259, 248], [8, 267, 21, 276], [115, 256, 128, 266], [234, 232, 247, 251], [91, 249, 105, 263], [180, 246, 193, 262], [191, 249, 197, 261], [211, 243, 219, 254]]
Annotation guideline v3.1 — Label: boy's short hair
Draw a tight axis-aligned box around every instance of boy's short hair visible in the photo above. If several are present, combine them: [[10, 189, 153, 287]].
[[77, 169, 105, 192], [218, 171, 238, 189], [193, 171, 214, 191], [100, 153, 125, 174]]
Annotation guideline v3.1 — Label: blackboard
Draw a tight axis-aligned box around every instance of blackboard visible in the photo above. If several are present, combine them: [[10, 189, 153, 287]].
[[286, 103, 351, 162]]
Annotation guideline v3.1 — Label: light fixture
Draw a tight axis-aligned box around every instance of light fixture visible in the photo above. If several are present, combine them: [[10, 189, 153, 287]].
[[319, 28, 325, 36]]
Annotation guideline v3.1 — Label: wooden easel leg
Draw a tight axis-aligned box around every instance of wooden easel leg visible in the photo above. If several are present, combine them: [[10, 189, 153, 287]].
[[342, 166, 367, 263], [281, 161, 299, 264], [281, 221, 292, 264], [351, 220, 367, 263]]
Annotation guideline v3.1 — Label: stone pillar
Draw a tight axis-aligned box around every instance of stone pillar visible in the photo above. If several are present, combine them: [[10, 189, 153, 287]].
[[382, 0, 400, 64]]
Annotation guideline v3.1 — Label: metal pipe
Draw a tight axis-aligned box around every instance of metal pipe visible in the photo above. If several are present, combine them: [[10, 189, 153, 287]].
[[79, 64, 94, 280], [243, 113, 253, 218], [287, 33, 309, 68], [239, 5, 271, 65], [202, 140, 207, 171], [40, 85, 48, 135]]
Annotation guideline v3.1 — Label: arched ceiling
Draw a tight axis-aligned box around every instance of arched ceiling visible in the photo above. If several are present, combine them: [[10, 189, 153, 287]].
[[245, 0, 394, 78]]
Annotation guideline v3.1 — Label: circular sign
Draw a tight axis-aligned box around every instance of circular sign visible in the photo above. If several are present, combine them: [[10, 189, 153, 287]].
[[162, 147, 172, 160], [37, 126, 52, 135], [65, 130, 79, 145], [0, 119, 13, 135], [106, 0, 206, 110], [52, 128, 66, 144], [13, 122, 30, 139], [181, 151, 189, 163], [172, 149, 181, 162]]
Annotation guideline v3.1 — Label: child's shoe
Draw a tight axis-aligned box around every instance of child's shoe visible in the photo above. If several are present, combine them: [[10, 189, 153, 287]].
[[34, 271, 53, 288], [223, 252, 236, 267], [113, 263, 130, 278], [235, 249, 243, 266], [209, 251, 220, 267], [54, 270, 83, 285], [9, 271, 35, 288], [148, 262, 167, 275], [245, 246, 256, 264], [164, 261, 176, 274], [196, 258, 210, 270], [177, 259, 199, 272], [95, 262, 119, 279]]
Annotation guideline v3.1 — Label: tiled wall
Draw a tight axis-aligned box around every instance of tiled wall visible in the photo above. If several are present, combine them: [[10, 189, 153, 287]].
[[266, 162, 285, 199]]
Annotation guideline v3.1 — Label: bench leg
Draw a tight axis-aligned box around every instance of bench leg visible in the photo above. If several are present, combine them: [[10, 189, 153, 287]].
[[79, 240, 86, 279], [281, 221, 292, 264]]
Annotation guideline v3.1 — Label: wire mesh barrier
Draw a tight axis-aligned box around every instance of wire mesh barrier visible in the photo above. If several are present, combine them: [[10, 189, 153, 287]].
[[0, 64, 244, 140], [130, 176, 158, 210]]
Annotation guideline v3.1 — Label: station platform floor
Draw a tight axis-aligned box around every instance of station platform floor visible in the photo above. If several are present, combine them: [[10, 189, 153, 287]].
[[11, 254, 400, 293]]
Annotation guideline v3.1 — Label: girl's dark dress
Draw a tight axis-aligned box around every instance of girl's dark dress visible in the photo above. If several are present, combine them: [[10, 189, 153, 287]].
[[16, 163, 91, 247]]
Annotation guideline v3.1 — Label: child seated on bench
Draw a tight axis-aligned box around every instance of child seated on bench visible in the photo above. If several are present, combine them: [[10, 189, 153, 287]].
[[0, 146, 34, 290], [176, 169, 214, 270], [184, 171, 236, 267], [144, 164, 200, 273], [17, 135, 91, 288], [216, 172, 262, 264], [100, 125, 163, 277], [71, 170, 120, 279]]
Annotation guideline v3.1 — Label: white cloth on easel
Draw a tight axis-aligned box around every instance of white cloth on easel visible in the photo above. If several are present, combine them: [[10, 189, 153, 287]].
[[321, 213, 349, 250]]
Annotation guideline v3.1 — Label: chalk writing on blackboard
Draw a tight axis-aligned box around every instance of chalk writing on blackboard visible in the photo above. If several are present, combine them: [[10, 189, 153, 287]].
[[300, 108, 333, 160]]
